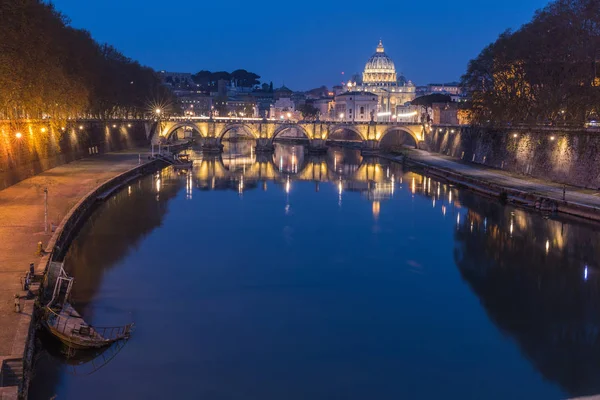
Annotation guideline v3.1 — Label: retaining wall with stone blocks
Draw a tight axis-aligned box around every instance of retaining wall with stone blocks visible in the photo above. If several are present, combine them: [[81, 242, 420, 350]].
[[0, 121, 150, 190], [427, 125, 600, 189]]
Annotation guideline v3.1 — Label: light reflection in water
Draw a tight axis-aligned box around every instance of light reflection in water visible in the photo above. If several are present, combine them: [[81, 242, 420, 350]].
[[29, 143, 600, 400]]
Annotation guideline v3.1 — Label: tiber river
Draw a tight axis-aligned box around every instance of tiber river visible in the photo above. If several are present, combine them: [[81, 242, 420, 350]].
[[30, 142, 600, 399]]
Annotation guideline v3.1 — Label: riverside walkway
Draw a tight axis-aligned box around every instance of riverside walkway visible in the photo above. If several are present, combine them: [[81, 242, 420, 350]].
[[401, 149, 600, 218], [0, 148, 149, 398]]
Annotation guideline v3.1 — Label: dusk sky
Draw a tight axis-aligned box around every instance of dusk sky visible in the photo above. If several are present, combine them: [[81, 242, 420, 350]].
[[52, 0, 550, 90]]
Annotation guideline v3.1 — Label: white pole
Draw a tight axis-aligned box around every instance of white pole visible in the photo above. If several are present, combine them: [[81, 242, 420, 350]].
[[44, 188, 48, 234]]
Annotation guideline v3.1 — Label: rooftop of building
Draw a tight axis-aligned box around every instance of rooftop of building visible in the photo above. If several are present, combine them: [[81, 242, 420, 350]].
[[336, 91, 377, 97]]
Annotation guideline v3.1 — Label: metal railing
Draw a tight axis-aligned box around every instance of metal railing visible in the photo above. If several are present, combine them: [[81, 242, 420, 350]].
[[45, 307, 133, 341]]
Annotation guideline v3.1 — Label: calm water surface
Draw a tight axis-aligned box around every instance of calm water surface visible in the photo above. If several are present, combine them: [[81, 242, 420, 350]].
[[30, 143, 600, 399]]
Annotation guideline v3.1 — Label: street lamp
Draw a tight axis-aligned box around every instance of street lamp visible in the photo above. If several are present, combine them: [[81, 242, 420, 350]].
[[15, 132, 22, 139], [339, 113, 345, 121]]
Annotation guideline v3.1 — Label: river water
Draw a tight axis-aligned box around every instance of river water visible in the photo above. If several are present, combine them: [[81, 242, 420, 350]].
[[30, 143, 600, 399]]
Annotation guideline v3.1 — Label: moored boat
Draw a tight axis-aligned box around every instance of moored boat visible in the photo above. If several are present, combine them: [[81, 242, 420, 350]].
[[42, 262, 133, 350]]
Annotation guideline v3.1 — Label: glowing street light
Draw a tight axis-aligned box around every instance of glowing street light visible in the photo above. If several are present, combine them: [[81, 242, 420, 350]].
[[79, 125, 84, 130], [15, 132, 22, 139], [339, 113, 345, 120], [155, 108, 162, 115]]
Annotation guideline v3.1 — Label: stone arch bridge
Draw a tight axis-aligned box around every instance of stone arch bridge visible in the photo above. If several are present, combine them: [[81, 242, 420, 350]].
[[153, 118, 426, 153]]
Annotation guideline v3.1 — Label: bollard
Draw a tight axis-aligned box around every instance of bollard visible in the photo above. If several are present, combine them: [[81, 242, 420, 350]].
[[37, 241, 43, 256], [14, 294, 21, 313]]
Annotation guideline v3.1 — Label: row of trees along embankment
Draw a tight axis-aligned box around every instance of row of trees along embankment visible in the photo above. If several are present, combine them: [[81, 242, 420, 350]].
[[0, 0, 175, 126], [461, 0, 600, 126]]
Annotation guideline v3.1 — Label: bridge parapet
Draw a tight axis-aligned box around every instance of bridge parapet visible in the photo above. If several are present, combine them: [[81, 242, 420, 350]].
[[154, 118, 427, 153]]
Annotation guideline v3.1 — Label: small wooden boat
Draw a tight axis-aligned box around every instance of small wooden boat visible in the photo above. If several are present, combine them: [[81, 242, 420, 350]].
[[42, 262, 133, 350], [44, 304, 133, 349]]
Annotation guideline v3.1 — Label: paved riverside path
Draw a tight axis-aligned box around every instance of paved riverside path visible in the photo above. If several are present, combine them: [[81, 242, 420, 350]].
[[401, 149, 600, 211], [0, 149, 149, 363]]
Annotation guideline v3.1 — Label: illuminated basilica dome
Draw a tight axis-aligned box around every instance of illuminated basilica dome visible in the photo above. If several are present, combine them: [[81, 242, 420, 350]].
[[362, 40, 397, 86]]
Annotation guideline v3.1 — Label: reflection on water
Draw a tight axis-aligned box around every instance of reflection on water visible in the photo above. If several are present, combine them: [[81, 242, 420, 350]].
[[30, 144, 600, 399]]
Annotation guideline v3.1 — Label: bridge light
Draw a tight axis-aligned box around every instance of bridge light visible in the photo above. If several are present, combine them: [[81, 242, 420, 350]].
[[79, 125, 84, 130], [550, 135, 556, 141], [513, 133, 518, 138], [40, 127, 46, 133], [15, 132, 22, 139], [155, 108, 161, 115]]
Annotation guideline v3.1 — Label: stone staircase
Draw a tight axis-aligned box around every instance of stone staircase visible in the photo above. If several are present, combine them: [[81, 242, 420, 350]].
[[0, 358, 22, 388]]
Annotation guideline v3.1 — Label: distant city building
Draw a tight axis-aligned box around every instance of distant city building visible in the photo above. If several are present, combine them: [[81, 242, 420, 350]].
[[274, 85, 293, 100], [313, 97, 335, 120], [432, 103, 461, 125], [344, 40, 416, 122], [416, 82, 466, 103], [178, 92, 212, 116], [334, 91, 378, 122], [270, 97, 297, 120], [159, 71, 195, 88], [250, 91, 274, 118], [428, 82, 462, 96]]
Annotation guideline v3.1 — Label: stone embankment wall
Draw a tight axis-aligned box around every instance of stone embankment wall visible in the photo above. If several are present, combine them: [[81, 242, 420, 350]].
[[0, 120, 151, 190], [427, 125, 600, 189]]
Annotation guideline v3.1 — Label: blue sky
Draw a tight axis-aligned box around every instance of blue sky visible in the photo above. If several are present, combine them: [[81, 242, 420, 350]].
[[52, 0, 550, 90]]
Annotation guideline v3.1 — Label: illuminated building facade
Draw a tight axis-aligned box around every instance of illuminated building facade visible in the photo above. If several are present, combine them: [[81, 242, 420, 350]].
[[334, 91, 378, 122], [344, 40, 417, 122]]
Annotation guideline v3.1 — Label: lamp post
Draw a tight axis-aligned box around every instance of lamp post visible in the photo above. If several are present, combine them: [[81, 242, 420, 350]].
[[155, 108, 162, 155], [43, 188, 48, 234]]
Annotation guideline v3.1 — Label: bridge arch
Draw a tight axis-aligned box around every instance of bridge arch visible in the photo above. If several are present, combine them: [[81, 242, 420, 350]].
[[379, 125, 422, 149], [162, 122, 204, 140], [328, 124, 366, 141], [217, 124, 259, 142], [271, 124, 311, 142]]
